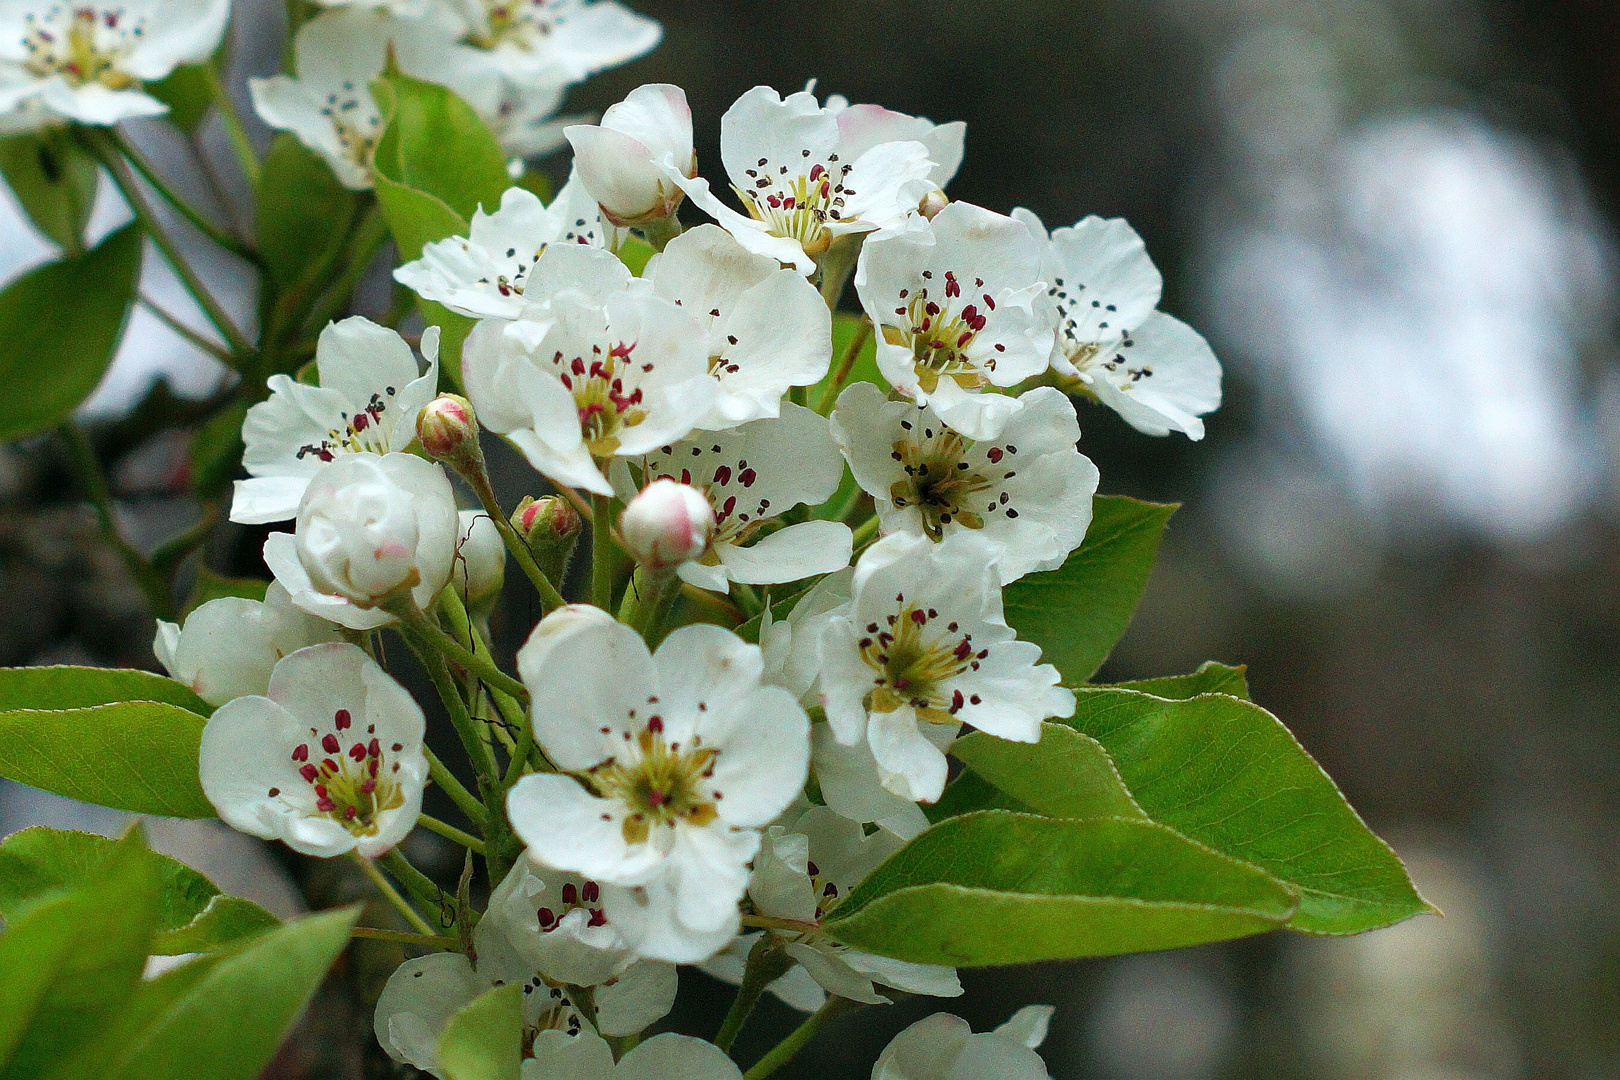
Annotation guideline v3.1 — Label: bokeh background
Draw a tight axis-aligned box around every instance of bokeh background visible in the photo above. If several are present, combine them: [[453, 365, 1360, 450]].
[[2, 1, 1619, 1077]]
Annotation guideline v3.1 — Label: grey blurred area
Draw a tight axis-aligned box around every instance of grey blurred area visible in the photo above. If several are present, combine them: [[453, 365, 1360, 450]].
[[2, 0, 1618, 1077]]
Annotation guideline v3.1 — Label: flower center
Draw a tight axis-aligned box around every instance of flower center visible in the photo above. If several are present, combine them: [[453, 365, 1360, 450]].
[[888, 428, 991, 540], [555, 342, 648, 457], [296, 385, 399, 463], [883, 271, 1004, 392], [535, 878, 608, 934], [733, 157, 853, 255], [468, 0, 560, 49], [320, 80, 380, 170], [587, 723, 720, 845], [859, 602, 986, 724], [284, 708, 406, 837], [22, 6, 139, 89]]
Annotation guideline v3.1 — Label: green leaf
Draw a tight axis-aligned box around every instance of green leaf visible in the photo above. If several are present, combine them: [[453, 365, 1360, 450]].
[[0, 223, 142, 442], [45, 948, 227, 1080], [0, 666, 210, 716], [188, 398, 247, 501], [0, 828, 277, 956], [145, 65, 214, 134], [420, 298, 476, 390], [1069, 688, 1433, 934], [922, 767, 1034, 823], [822, 812, 1297, 966], [180, 569, 269, 618], [0, 830, 160, 1078], [256, 133, 359, 291], [514, 168, 552, 204], [0, 702, 214, 817], [616, 234, 655, 276], [371, 175, 476, 388], [102, 906, 360, 1080], [371, 69, 509, 222], [0, 131, 99, 254], [950, 723, 1145, 821], [1002, 495, 1177, 683], [1108, 661, 1249, 700], [438, 983, 523, 1080]]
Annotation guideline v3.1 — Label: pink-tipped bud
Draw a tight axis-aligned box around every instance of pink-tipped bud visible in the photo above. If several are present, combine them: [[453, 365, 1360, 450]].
[[512, 495, 582, 583], [417, 394, 479, 464], [620, 480, 714, 570], [918, 189, 949, 220]]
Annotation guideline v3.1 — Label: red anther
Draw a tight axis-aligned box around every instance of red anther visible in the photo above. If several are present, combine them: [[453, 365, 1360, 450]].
[[954, 638, 974, 660], [987, 447, 1004, 463], [910, 609, 928, 625], [292, 744, 309, 762], [809, 164, 825, 182], [314, 784, 329, 799], [807, 860, 820, 877], [344, 806, 357, 820], [572, 357, 586, 375], [537, 907, 556, 928], [721, 495, 737, 518], [352, 413, 368, 432], [322, 758, 339, 774], [561, 883, 579, 905], [321, 733, 341, 754], [361, 778, 376, 795], [368, 738, 381, 757], [299, 764, 319, 782], [738, 468, 757, 487], [713, 465, 732, 486], [823, 882, 838, 897], [335, 709, 351, 729], [983, 293, 996, 310], [317, 797, 336, 812], [647, 789, 667, 807], [647, 716, 664, 734], [582, 881, 600, 903], [349, 742, 367, 761], [957, 331, 974, 348], [587, 908, 607, 927], [952, 689, 965, 711], [926, 302, 941, 316]]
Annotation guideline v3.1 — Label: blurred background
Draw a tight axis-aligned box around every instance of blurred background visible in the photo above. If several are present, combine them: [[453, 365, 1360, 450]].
[[2, 0, 1618, 1076]]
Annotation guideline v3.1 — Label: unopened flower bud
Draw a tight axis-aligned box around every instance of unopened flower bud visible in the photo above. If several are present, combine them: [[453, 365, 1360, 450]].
[[417, 394, 480, 467], [564, 83, 694, 228], [512, 495, 582, 584], [620, 480, 714, 570], [918, 189, 949, 220], [453, 510, 506, 616]]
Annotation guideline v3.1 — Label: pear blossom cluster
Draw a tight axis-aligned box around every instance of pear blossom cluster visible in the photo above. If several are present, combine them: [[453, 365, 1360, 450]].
[[129, 10, 1224, 1066]]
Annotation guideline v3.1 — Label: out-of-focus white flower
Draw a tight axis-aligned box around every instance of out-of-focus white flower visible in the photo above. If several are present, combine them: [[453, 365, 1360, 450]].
[[453, 509, 505, 614], [263, 452, 459, 630], [506, 606, 809, 962], [233, 318, 439, 525], [831, 383, 1098, 583], [809, 532, 1071, 803], [874, 1006, 1056, 1080], [624, 403, 851, 591], [619, 479, 715, 570], [482, 860, 627, 986], [441, 0, 659, 85], [856, 202, 1053, 440], [524, 1030, 742, 1080], [460, 245, 715, 495], [703, 807, 961, 1011], [1015, 208, 1221, 440], [566, 83, 693, 227], [395, 172, 611, 320], [665, 85, 939, 274], [644, 225, 831, 426], [153, 583, 344, 707], [199, 643, 427, 858], [0, 0, 229, 126]]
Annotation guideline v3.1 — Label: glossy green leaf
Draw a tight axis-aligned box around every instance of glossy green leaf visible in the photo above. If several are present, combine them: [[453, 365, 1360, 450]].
[[371, 69, 509, 222], [0, 130, 99, 254], [102, 906, 360, 1080], [0, 666, 210, 715], [922, 767, 1033, 823], [950, 723, 1145, 821], [1003, 495, 1177, 683], [439, 983, 523, 1080], [0, 702, 214, 818], [0, 831, 160, 1078], [371, 175, 476, 388], [188, 398, 247, 501], [0, 828, 277, 956], [256, 133, 359, 291], [145, 65, 214, 134], [1070, 688, 1433, 934], [823, 812, 1297, 966], [45, 949, 227, 1080], [0, 223, 142, 442], [181, 569, 269, 617], [1109, 661, 1249, 700]]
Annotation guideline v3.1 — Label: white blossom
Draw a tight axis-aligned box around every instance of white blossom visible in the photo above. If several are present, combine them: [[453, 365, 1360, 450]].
[[506, 606, 809, 963], [439, 0, 659, 86], [233, 318, 439, 525], [1014, 208, 1222, 439], [566, 83, 693, 227], [0, 0, 228, 127], [855, 201, 1054, 440], [263, 452, 459, 630], [665, 85, 938, 274], [394, 172, 612, 321], [704, 806, 961, 1011], [460, 245, 715, 495], [622, 403, 851, 591], [822, 94, 965, 193], [644, 224, 832, 426], [874, 1006, 1055, 1080], [811, 532, 1072, 803], [153, 582, 344, 707], [524, 1031, 741, 1080], [482, 859, 629, 987], [198, 643, 427, 858], [830, 383, 1098, 583]]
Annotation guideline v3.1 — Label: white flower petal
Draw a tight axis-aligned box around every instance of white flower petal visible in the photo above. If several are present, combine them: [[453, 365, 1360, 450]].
[[616, 1033, 742, 1080]]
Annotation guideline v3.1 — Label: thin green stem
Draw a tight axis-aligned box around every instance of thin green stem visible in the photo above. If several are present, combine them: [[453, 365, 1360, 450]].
[[116, 131, 253, 259], [86, 130, 254, 357], [465, 473, 566, 612], [424, 746, 488, 827], [395, 604, 529, 704], [204, 61, 260, 187], [416, 813, 486, 853], [851, 514, 880, 549], [353, 852, 435, 937], [139, 295, 233, 364], [403, 625, 499, 781], [816, 317, 871, 414], [742, 997, 861, 1080], [592, 493, 616, 612], [379, 849, 451, 926], [715, 935, 792, 1053], [731, 582, 763, 619], [351, 926, 461, 950], [739, 914, 819, 934], [497, 684, 537, 787], [59, 423, 173, 619]]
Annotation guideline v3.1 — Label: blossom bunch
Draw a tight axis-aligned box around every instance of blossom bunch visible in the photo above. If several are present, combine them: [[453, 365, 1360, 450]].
[[0, 1, 1431, 1075]]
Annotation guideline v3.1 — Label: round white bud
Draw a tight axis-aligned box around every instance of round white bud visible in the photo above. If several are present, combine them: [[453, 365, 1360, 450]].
[[619, 479, 714, 570]]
